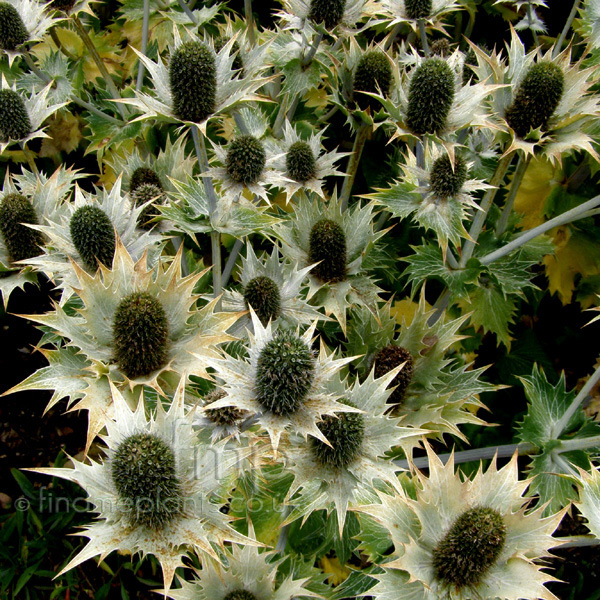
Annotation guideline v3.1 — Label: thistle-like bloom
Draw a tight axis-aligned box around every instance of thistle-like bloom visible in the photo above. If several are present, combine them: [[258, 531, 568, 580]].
[[267, 121, 347, 203], [377, 0, 460, 35], [282, 368, 425, 534], [203, 312, 357, 453], [33, 380, 257, 592], [362, 445, 564, 600], [194, 387, 251, 443], [120, 29, 269, 134], [275, 191, 385, 334], [0, 76, 66, 154], [47, 0, 97, 16], [166, 543, 317, 600], [220, 244, 327, 334]]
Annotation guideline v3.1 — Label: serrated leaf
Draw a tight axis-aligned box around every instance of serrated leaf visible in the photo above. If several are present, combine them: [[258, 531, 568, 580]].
[[282, 58, 324, 96], [356, 512, 393, 561], [576, 467, 600, 539], [488, 250, 538, 296], [85, 111, 144, 160]]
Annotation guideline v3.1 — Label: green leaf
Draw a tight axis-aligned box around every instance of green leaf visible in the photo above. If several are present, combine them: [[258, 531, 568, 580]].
[[487, 250, 538, 296], [84, 110, 144, 160], [282, 58, 324, 96], [11, 469, 35, 499], [330, 568, 378, 600], [356, 512, 393, 561]]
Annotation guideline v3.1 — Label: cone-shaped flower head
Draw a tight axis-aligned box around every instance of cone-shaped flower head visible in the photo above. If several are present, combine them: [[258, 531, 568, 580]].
[[243, 275, 282, 326], [309, 218, 347, 283], [430, 38, 451, 57], [432, 506, 507, 588], [130, 166, 163, 193], [111, 432, 182, 529], [225, 134, 266, 185], [50, 0, 77, 10], [505, 61, 564, 138], [132, 183, 164, 230], [0, 192, 43, 262], [373, 344, 414, 405], [255, 329, 315, 415], [69, 204, 116, 271], [0, 2, 28, 50], [310, 400, 365, 468], [308, 0, 347, 29], [405, 0, 432, 19], [113, 292, 169, 380], [406, 57, 455, 134], [353, 50, 393, 112], [204, 390, 245, 428], [286, 141, 317, 184], [429, 153, 468, 199], [0, 89, 31, 142], [169, 41, 216, 123]]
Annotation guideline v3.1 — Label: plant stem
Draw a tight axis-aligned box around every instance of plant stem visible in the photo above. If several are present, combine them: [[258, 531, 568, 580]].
[[222, 239, 244, 287], [318, 104, 339, 124], [418, 19, 430, 56], [552, 361, 600, 438], [70, 95, 125, 125], [234, 112, 249, 135], [272, 95, 289, 139], [384, 23, 403, 51], [22, 51, 51, 84], [135, 0, 150, 91], [50, 28, 77, 62], [72, 15, 128, 120], [480, 194, 600, 266], [244, 0, 255, 46], [427, 288, 452, 327], [21, 143, 39, 177], [554, 0, 581, 59], [301, 31, 323, 67], [459, 151, 514, 267], [177, 0, 197, 23], [340, 123, 370, 211], [276, 508, 291, 553], [558, 435, 600, 454], [527, 1, 539, 46], [496, 154, 531, 237]]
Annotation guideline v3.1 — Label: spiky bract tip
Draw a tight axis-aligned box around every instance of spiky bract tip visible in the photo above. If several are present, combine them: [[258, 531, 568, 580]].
[[308, 0, 346, 30], [255, 330, 315, 416], [225, 134, 266, 185], [112, 292, 169, 379], [308, 218, 347, 284], [214, 35, 243, 74], [374, 345, 414, 405], [405, 0, 432, 19], [243, 275, 282, 326], [429, 154, 468, 199], [130, 167, 162, 194], [0, 89, 31, 142], [0, 193, 43, 263], [406, 58, 455, 135], [111, 432, 182, 529], [505, 61, 564, 138], [0, 2, 29, 51], [69, 205, 116, 271], [132, 183, 164, 230], [205, 389, 245, 426], [353, 50, 392, 112], [169, 41, 216, 123], [432, 506, 506, 588], [286, 141, 316, 183]]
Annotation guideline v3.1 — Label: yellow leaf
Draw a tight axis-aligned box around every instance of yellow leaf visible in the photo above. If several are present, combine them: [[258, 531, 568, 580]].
[[390, 298, 431, 326], [40, 112, 83, 157], [319, 555, 351, 586], [305, 87, 328, 110]]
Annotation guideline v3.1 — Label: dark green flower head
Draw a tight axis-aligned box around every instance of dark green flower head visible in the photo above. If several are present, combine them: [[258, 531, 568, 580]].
[[431, 39, 451, 57], [0, 89, 31, 142], [113, 291, 169, 379], [406, 58, 455, 135], [432, 506, 506, 588], [111, 432, 182, 529], [244, 275, 282, 326], [169, 41, 216, 123], [205, 389, 245, 427], [0, 193, 43, 263], [0, 3, 29, 51], [255, 330, 315, 416], [308, 0, 346, 30], [462, 46, 478, 85], [310, 400, 365, 469], [50, 0, 77, 12], [430, 154, 468, 199], [224, 591, 257, 600], [225, 134, 266, 185], [69, 205, 116, 271], [214, 35, 243, 75], [308, 218, 347, 284], [405, 0, 432, 19], [353, 50, 392, 112], [374, 344, 414, 405], [505, 61, 564, 138], [286, 141, 316, 183], [132, 183, 164, 230], [130, 167, 162, 194]]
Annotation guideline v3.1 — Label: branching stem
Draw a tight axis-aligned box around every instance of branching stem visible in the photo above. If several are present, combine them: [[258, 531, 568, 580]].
[[135, 0, 151, 91], [554, 0, 581, 59], [340, 123, 370, 211], [244, 0, 255, 46], [558, 435, 600, 454], [495, 154, 531, 237], [418, 19, 430, 56], [177, 0, 197, 23]]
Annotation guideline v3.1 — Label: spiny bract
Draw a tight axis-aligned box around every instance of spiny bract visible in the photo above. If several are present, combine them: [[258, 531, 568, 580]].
[[169, 41, 216, 123], [406, 58, 455, 135], [430, 154, 468, 199], [255, 330, 315, 416], [286, 141, 317, 184], [111, 432, 182, 529], [310, 400, 365, 468], [132, 183, 164, 230], [308, 0, 347, 30], [214, 35, 243, 74], [505, 61, 564, 138], [405, 0, 433, 19], [0, 193, 43, 263], [0, 2, 28, 51], [69, 205, 116, 271], [0, 89, 31, 142], [225, 134, 266, 185], [308, 219, 347, 283], [129, 167, 163, 193], [205, 389, 245, 427], [112, 291, 169, 379], [243, 275, 282, 326], [353, 50, 392, 112], [432, 506, 507, 588], [374, 344, 414, 405]]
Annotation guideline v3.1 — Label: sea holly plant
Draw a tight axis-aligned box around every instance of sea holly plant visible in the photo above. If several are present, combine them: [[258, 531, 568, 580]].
[[2, 0, 600, 598]]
